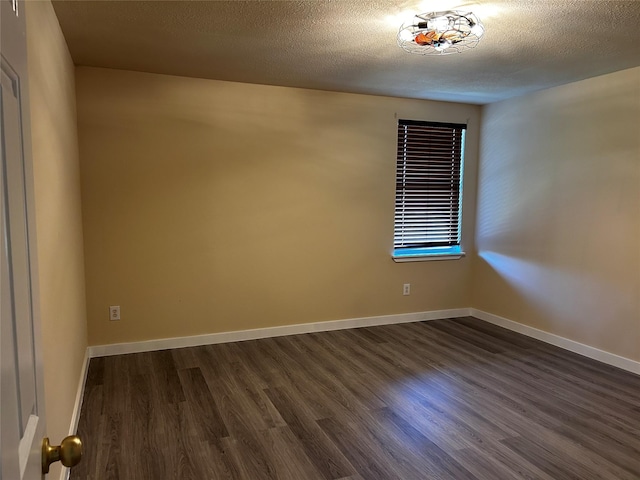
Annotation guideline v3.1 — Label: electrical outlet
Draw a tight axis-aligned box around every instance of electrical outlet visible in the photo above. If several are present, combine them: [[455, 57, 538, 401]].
[[403, 284, 411, 296], [109, 305, 120, 321]]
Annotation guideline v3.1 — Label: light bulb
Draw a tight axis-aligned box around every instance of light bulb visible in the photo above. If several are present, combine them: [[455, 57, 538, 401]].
[[398, 28, 414, 42], [429, 15, 451, 32], [470, 23, 484, 37], [434, 39, 453, 51]]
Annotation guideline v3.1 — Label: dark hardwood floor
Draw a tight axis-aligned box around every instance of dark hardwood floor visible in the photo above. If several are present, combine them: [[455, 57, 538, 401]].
[[71, 317, 640, 480]]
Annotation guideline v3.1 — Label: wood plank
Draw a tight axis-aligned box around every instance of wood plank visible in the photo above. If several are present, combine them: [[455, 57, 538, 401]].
[[177, 367, 229, 441], [265, 386, 356, 479]]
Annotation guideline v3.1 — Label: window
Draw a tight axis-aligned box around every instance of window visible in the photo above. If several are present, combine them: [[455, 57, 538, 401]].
[[393, 120, 466, 261]]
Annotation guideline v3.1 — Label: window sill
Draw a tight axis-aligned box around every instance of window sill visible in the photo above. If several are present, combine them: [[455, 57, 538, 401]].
[[392, 247, 465, 263]]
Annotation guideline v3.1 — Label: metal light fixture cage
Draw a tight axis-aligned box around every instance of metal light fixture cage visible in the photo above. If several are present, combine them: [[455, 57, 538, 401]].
[[398, 10, 485, 55]]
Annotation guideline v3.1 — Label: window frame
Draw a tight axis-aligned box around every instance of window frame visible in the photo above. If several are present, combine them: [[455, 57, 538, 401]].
[[392, 119, 467, 262]]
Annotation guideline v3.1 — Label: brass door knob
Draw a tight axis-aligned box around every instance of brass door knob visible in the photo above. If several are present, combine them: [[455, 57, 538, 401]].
[[42, 435, 83, 474]]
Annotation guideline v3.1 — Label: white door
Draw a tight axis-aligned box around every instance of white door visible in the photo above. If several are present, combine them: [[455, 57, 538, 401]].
[[1, 0, 48, 478]]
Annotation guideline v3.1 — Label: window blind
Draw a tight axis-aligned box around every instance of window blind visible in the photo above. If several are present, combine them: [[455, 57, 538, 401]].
[[394, 120, 466, 250]]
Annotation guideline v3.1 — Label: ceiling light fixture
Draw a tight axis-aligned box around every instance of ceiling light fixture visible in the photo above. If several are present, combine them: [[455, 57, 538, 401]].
[[398, 10, 484, 55]]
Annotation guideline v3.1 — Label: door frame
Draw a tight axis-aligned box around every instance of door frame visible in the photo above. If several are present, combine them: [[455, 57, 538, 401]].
[[1, 0, 49, 477]]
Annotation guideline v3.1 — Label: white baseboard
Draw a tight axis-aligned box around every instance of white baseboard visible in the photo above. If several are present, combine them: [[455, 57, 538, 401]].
[[61, 349, 90, 480], [471, 309, 640, 375], [68, 349, 90, 434], [88, 308, 472, 358]]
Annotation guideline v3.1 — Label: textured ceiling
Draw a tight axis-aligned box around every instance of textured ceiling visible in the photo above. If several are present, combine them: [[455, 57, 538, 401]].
[[52, 0, 640, 104]]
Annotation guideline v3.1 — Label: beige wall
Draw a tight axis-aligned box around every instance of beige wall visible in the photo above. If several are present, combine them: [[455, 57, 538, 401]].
[[75, 67, 480, 346], [473, 67, 640, 361], [26, 2, 88, 478]]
